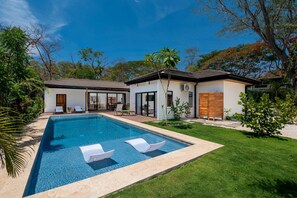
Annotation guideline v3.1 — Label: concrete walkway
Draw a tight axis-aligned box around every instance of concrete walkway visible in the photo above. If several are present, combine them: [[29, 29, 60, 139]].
[[186, 119, 297, 140]]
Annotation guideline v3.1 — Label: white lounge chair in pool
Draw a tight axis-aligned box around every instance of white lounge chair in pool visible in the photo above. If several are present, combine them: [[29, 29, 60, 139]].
[[74, 105, 83, 113], [125, 138, 166, 153], [55, 106, 64, 114], [80, 144, 114, 163]]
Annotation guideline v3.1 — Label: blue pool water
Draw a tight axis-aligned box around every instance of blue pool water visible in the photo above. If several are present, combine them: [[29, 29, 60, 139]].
[[24, 114, 188, 196]]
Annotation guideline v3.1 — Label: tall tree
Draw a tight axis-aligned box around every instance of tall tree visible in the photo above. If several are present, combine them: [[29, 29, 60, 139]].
[[145, 47, 180, 121], [191, 42, 273, 78], [102, 60, 155, 82], [198, 0, 297, 88], [28, 25, 61, 80], [184, 47, 200, 71], [78, 48, 107, 79]]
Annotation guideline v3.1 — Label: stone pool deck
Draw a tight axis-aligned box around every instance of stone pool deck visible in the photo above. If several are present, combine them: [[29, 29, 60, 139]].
[[0, 113, 223, 198]]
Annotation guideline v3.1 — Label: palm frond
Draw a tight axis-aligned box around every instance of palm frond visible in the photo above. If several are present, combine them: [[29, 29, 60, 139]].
[[0, 108, 27, 177]]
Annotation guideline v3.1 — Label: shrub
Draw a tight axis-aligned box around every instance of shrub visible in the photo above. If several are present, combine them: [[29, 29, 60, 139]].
[[170, 98, 191, 120], [235, 93, 297, 136]]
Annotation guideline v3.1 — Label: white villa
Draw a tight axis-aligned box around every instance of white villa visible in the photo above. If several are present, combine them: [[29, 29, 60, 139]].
[[44, 69, 259, 120]]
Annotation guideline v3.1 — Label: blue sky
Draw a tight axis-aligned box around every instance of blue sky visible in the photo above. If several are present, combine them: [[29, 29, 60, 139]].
[[0, 0, 257, 69]]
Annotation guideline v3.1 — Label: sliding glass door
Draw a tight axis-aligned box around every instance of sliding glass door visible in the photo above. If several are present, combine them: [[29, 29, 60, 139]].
[[88, 92, 125, 111], [136, 92, 156, 117]]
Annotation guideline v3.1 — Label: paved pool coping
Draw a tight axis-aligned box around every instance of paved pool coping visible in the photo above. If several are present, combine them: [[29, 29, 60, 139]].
[[3, 113, 223, 198]]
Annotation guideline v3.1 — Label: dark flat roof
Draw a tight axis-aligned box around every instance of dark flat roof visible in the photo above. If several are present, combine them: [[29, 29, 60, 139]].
[[125, 69, 259, 85], [45, 78, 129, 91]]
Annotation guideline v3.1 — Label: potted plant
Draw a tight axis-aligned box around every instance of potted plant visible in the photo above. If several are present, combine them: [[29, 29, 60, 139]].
[[67, 107, 72, 113]]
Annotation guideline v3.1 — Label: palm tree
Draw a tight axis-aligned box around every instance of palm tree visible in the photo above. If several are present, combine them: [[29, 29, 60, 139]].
[[0, 109, 26, 177], [145, 47, 180, 122]]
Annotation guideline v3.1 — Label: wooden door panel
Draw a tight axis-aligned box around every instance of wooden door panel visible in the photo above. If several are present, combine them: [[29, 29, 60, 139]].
[[199, 92, 223, 119], [56, 94, 66, 112], [199, 93, 209, 117]]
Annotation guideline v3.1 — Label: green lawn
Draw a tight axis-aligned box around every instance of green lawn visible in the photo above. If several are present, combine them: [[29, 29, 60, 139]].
[[109, 122, 297, 198]]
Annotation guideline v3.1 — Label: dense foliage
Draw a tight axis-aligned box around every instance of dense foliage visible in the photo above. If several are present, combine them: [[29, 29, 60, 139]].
[[0, 26, 44, 177], [0, 27, 44, 122], [102, 60, 155, 82], [186, 42, 274, 79], [235, 93, 297, 136]]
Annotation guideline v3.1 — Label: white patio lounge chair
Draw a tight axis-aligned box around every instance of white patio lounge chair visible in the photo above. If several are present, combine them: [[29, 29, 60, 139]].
[[74, 105, 83, 113], [80, 144, 114, 163], [55, 106, 64, 114], [125, 138, 166, 153], [114, 103, 123, 116]]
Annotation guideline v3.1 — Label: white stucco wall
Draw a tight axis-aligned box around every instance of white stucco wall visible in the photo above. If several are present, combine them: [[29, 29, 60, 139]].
[[129, 80, 158, 112], [129, 80, 196, 120], [158, 80, 196, 120], [129, 79, 247, 120], [223, 81, 246, 116], [44, 88, 130, 113]]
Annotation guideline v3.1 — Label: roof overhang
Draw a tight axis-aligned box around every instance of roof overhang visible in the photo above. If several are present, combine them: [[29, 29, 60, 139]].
[[125, 72, 197, 85], [45, 84, 130, 92], [195, 74, 260, 85], [125, 72, 260, 85]]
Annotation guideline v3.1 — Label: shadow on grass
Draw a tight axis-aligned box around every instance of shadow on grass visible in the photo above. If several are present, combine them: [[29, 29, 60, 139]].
[[256, 179, 297, 197], [88, 159, 118, 170], [144, 150, 167, 157], [240, 131, 288, 141]]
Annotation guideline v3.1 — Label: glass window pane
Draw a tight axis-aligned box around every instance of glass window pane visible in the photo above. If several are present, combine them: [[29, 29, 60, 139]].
[[167, 91, 173, 107], [98, 93, 107, 110], [189, 91, 193, 107], [107, 94, 117, 110], [89, 93, 97, 110], [147, 93, 154, 117], [136, 93, 142, 114]]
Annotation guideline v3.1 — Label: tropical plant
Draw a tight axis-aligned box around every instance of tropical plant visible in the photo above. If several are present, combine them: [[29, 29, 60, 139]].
[[0, 109, 26, 177], [235, 93, 297, 136], [170, 98, 191, 120], [145, 48, 180, 122]]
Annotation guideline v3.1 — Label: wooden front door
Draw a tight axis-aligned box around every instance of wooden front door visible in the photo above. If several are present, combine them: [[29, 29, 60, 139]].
[[199, 92, 224, 119], [56, 94, 66, 112]]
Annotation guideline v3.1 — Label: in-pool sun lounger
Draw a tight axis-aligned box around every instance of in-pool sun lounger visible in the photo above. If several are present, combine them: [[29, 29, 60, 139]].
[[125, 138, 166, 153], [80, 144, 114, 163]]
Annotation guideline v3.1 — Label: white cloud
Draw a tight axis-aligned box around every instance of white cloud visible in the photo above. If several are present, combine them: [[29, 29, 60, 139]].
[[0, 0, 67, 39], [0, 0, 39, 28]]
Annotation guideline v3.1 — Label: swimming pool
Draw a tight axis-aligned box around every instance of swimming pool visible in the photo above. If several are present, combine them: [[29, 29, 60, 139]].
[[24, 114, 188, 196]]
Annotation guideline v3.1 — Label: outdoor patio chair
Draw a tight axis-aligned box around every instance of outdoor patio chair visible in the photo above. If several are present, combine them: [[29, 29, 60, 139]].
[[55, 106, 64, 114], [74, 105, 83, 113], [114, 103, 124, 116], [125, 138, 166, 153], [80, 144, 115, 163]]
